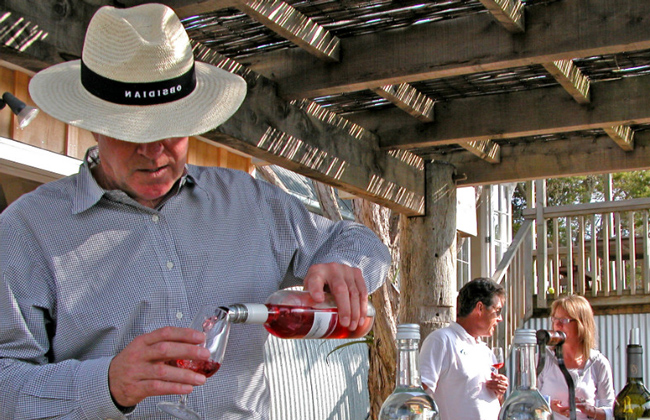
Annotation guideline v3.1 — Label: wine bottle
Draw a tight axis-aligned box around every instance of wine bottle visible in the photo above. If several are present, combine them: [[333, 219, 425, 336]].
[[614, 328, 650, 420], [378, 324, 439, 420], [225, 289, 375, 339], [498, 329, 553, 420]]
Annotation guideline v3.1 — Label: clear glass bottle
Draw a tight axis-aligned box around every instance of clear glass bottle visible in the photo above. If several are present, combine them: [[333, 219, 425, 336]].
[[378, 323, 439, 420], [614, 328, 650, 420], [225, 289, 375, 339], [499, 329, 553, 420]]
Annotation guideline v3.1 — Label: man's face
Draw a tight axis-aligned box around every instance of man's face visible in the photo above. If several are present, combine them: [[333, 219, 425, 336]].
[[477, 296, 504, 338], [93, 134, 189, 208]]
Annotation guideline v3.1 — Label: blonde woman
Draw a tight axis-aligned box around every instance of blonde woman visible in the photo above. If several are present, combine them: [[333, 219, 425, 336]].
[[537, 295, 615, 420]]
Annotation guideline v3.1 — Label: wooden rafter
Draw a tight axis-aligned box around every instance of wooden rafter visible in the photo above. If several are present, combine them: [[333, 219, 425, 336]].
[[348, 73, 650, 150], [432, 131, 650, 186], [371, 84, 435, 123], [543, 60, 636, 151], [542, 60, 591, 104], [242, 0, 650, 98], [460, 140, 501, 163], [174, 0, 239, 17], [603, 125, 635, 152], [478, 0, 525, 33], [231, 0, 340, 62]]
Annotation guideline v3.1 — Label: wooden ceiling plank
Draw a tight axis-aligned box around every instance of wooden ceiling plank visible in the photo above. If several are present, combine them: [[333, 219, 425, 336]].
[[478, 0, 525, 33], [241, 0, 650, 98], [233, 0, 340, 62], [190, 43, 424, 215], [460, 140, 501, 163], [603, 125, 635, 152], [371, 84, 435, 123], [431, 131, 650, 187], [353, 73, 650, 149], [542, 60, 591, 104]]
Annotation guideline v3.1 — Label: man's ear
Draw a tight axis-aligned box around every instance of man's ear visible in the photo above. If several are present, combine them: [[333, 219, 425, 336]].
[[475, 301, 485, 315]]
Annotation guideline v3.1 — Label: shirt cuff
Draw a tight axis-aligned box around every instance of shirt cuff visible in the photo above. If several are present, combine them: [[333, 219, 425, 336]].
[[76, 356, 132, 419]]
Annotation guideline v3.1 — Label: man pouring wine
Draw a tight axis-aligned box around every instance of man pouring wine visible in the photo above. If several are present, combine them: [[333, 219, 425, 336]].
[[0, 4, 391, 419]]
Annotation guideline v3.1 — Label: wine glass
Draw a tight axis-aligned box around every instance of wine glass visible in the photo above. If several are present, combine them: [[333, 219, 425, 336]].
[[157, 306, 231, 420], [492, 346, 505, 373]]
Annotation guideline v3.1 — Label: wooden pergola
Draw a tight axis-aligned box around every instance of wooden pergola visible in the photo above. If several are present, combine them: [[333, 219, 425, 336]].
[[3, 0, 650, 216]]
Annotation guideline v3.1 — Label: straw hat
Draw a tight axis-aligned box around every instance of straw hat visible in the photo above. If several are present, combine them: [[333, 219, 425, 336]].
[[29, 3, 247, 143]]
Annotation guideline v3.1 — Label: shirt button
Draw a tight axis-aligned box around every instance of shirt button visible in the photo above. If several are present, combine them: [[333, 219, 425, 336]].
[[152, 214, 159, 223], [176, 311, 183, 320], [166, 261, 174, 270]]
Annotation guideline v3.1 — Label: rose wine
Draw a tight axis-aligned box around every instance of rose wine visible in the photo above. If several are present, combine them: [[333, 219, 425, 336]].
[[226, 289, 376, 339], [263, 304, 373, 339], [170, 359, 221, 378], [492, 362, 505, 370]]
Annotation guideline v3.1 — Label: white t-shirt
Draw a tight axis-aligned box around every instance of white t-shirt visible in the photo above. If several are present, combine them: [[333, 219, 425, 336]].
[[419, 322, 501, 420], [538, 347, 615, 420]]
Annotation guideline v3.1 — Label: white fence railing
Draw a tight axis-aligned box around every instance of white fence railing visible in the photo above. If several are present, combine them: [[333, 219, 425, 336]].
[[491, 198, 650, 352]]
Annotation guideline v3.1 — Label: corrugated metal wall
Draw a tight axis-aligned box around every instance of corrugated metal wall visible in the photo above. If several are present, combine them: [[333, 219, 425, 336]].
[[264, 335, 370, 420], [524, 313, 650, 393]]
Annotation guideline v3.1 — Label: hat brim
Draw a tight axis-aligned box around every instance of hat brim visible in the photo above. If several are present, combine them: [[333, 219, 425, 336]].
[[29, 60, 247, 143]]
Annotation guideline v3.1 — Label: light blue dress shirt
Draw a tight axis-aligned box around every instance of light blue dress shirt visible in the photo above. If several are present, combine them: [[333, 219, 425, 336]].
[[0, 147, 391, 419]]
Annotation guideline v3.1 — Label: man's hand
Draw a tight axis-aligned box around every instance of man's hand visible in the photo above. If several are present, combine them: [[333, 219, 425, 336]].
[[108, 326, 210, 408], [550, 399, 571, 417], [486, 371, 509, 402], [303, 262, 368, 330]]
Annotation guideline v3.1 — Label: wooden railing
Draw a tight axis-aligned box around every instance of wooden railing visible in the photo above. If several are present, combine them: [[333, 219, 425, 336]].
[[490, 198, 650, 351], [523, 197, 650, 311], [489, 219, 534, 351]]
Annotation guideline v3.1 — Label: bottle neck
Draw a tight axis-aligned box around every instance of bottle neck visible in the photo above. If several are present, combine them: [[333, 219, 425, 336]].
[[626, 344, 645, 383], [396, 338, 421, 388], [513, 342, 537, 390]]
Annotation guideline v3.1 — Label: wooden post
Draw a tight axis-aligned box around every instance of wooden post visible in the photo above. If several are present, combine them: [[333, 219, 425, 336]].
[[400, 161, 457, 340]]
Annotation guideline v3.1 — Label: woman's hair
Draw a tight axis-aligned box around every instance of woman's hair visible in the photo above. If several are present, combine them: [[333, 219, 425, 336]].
[[551, 295, 596, 357]]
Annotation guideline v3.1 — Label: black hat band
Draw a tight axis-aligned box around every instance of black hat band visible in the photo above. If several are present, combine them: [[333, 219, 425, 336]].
[[80, 61, 196, 106]]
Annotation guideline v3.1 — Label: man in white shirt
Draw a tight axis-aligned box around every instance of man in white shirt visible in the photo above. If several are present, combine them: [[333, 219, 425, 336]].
[[419, 277, 509, 420]]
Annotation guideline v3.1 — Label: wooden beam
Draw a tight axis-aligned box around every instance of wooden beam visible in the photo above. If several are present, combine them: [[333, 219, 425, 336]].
[[190, 43, 425, 216], [242, 0, 650, 98], [362, 74, 650, 149], [542, 60, 591, 104], [173, 0, 239, 18], [603, 125, 635, 151], [232, 0, 340, 62], [460, 140, 501, 163], [478, 0, 525, 33], [429, 131, 650, 187], [371, 84, 435, 123]]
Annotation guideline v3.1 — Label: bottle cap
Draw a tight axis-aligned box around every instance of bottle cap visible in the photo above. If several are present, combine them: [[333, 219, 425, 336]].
[[629, 327, 640, 346], [396, 323, 420, 340], [513, 328, 537, 345]]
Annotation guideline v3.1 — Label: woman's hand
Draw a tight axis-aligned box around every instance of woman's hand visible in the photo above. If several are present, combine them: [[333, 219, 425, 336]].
[[576, 398, 600, 419]]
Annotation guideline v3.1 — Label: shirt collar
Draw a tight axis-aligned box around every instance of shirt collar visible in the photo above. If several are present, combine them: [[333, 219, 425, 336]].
[[72, 146, 196, 214], [450, 321, 482, 344]]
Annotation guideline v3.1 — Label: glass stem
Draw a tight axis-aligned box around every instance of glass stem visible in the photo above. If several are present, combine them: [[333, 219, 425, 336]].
[[179, 394, 188, 406]]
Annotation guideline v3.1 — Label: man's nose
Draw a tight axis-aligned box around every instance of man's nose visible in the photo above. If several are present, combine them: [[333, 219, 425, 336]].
[[138, 141, 165, 158]]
